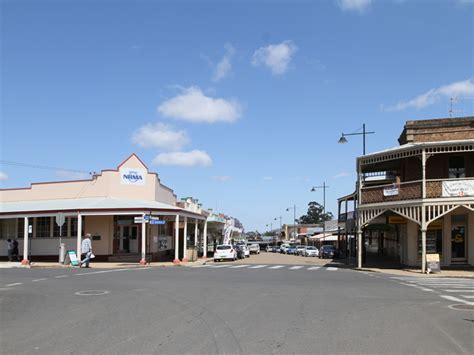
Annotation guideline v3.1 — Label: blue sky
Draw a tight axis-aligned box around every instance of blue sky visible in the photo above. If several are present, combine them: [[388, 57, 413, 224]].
[[1, 0, 473, 232]]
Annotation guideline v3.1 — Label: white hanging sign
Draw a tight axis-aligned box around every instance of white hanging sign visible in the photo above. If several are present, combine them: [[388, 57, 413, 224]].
[[442, 180, 474, 197], [383, 186, 399, 196], [120, 168, 146, 186]]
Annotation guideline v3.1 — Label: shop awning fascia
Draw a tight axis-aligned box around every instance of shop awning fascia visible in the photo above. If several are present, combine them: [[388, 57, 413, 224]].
[[0, 197, 206, 220]]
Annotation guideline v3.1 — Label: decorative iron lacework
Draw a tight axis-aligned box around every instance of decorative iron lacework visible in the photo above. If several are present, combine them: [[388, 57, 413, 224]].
[[360, 143, 474, 166], [358, 201, 474, 228]]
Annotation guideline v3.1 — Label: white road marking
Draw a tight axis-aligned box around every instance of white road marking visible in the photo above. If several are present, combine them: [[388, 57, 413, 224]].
[[229, 265, 250, 268], [307, 266, 321, 270], [326, 267, 338, 271], [461, 295, 474, 298], [75, 268, 132, 275], [268, 265, 285, 269], [5, 283, 22, 287], [289, 266, 304, 270], [209, 264, 231, 268], [55, 275, 69, 279], [440, 295, 474, 305], [249, 265, 268, 269], [32, 278, 47, 282], [444, 289, 474, 293]]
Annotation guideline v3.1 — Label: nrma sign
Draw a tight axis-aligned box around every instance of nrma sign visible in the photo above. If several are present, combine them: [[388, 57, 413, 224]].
[[120, 168, 146, 186]]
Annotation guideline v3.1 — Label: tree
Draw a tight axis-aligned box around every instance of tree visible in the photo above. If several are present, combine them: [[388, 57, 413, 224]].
[[298, 201, 333, 224]]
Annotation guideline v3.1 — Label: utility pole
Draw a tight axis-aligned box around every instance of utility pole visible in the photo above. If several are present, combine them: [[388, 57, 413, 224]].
[[311, 182, 330, 242]]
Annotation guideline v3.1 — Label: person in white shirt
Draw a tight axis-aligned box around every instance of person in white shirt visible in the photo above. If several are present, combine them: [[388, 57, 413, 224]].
[[81, 234, 93, 268]]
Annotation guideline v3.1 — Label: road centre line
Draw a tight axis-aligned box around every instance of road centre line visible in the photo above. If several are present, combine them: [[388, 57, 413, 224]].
[[268, 265, 285, 269], [249, 265, 268, 269], [229, 265, 250, 268], [326, 267, 338, 271], [307, 266, 321, 270], [440, 295, 474, 305], [444, 289, 474, 293], [209, 265, 230, 268], [5, 283, 22, 287], [461, 295, 474, 298], [55, 275, 69, 278], [32, 278, 47, 282], [289, 266, 304, 270], [75, 268, 134, 276]]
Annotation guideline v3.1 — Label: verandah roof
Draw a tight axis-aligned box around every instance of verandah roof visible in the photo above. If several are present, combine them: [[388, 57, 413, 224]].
[[0, 197, 205, 219]]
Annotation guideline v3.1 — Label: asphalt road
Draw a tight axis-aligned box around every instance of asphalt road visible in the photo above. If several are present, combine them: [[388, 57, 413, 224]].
[[1, 260, 473, 354]]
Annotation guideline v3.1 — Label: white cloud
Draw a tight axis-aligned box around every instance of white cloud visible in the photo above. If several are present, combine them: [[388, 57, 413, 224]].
[[251, 40, 298, 75], [152, 150, 212, 167], [212, 43, 235, 82], [0, 171, 8, 181], [158, 87, 241, 123], [336, 0, 372, 12], [262, 176, 273, 181], [131, 123, 189, 151], [212, 175, 232, 182], [56, 170, 90, 179], [333, 171, 350, 179], [387, 78, 474, 111]]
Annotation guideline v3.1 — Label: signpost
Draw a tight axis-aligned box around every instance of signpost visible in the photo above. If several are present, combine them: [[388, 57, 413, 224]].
[[65, 250, 79, 266], [136, 215, 166, 225], [426, 253, 441, 274]]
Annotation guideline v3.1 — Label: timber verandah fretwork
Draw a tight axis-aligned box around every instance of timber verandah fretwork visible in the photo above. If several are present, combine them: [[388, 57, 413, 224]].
[[355, 140, 474, 272]]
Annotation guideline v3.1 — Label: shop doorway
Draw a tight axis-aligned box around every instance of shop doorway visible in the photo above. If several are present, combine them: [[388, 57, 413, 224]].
[[118, 225, 139, 254], [451, 215, 467, 262]]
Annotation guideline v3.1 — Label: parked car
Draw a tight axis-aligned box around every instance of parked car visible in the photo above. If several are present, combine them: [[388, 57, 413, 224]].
[[248, 243, 260, 254], [286, 245, 298, 255], [296, 245, 306, 256], [319, 245, 337, 259], [243, 245, 250, 257], [266, 245, 273, 252], [272, 245, 280, 253], [280, 244, 290, 253], [304, 246, 319, 257], [214, 245, 237, 262]]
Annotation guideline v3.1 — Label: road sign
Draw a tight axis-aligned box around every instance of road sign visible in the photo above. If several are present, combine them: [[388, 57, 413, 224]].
[[55, 212, 65, 226], [149, 220, 166, 225], [144, 215, 161, 221], [134, 217, 147, 224]]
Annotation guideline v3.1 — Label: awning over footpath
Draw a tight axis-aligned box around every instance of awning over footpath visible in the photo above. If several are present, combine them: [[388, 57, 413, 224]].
[[309, 233, 338, 241], [0, 197, 205, 219]]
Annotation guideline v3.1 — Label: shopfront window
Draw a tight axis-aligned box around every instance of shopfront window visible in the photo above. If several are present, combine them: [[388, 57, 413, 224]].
[[418, 219, 443, 259], [451, 214, 467, 260], [36, 217, 51, 238]]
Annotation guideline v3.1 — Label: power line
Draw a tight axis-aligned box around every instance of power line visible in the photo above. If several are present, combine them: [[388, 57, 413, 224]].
[[0, 160, 91, 175]]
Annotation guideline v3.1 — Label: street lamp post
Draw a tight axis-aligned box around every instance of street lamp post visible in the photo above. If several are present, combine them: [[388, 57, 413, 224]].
[[338, 123, 375, 268], [274, 216, 282, 243], [286, 205, 297, 240], [311, 182, 330, 244], [338, 123, 375, 155]]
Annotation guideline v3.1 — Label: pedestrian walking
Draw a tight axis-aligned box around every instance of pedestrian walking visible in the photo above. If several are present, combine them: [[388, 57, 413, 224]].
[[12, 240, 19, 261], [81, 233, 93, 268], [6, 239, 13, 261]]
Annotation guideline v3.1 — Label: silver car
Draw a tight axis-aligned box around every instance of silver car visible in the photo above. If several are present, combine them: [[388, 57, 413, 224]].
[[304, 246, 319, 257]]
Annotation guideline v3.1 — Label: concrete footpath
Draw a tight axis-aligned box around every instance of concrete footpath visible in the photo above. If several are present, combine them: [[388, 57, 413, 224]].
[[0, 258, 208, 269]]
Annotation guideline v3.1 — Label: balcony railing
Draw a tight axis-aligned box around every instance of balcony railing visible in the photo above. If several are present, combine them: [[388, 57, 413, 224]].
[[360, 178, 474, 204]]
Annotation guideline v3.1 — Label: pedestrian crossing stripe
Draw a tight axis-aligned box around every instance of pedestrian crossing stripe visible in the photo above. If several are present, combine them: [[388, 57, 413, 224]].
[[198, 264, 339, 271]]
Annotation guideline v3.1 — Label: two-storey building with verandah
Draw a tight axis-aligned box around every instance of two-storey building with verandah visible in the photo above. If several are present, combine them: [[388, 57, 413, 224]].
[[348, 116, 474, 272]]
